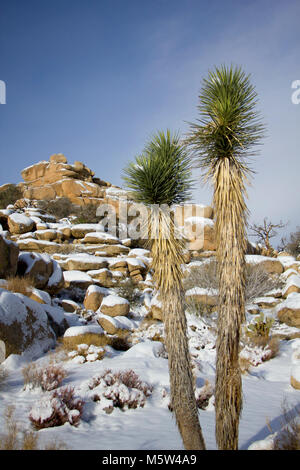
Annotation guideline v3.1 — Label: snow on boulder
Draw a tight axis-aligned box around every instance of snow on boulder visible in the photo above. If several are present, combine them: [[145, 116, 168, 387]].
[[17, 252, 53, 289], [70, 224, 105, 239], [245, 255, 284, 275], [98, 294, 130, 317], [275, 292, 300, 327], [83, 285, 109, 312], [97, 313, 134, 335], [29, 287, 52, 305], [63, 270, 93, 289], [282, 273, 300, 298], [43, 304, 68, 337], [46, 259, 64, 294], [60, 254, 108, 272], [0, 289, 56, 359], [8, 212, 35, 234], [82, 232, 120, 245], [63, 325, 104, 347]]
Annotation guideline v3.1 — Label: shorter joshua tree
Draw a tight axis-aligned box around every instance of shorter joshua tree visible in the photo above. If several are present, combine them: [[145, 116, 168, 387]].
[[123, 130, 206, 450]]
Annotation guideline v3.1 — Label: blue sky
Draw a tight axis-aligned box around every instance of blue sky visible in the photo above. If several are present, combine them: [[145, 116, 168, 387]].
[[0, 0, 299, 244]]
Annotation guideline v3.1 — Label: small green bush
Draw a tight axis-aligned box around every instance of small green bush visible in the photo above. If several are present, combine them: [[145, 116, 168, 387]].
[[246, 313, 274, 340]]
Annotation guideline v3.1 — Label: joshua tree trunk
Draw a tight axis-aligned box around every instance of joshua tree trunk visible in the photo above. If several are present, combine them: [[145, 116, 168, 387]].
[[151, 210, 206, 450], [163, 287, 206, 450], [214, 159, 247, 450]]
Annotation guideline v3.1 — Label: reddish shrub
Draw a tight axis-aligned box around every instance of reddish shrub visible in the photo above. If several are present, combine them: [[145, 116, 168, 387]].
[[29, 386, 84, 429]]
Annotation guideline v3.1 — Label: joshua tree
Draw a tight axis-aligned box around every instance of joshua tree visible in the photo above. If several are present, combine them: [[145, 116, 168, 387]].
[[185, 65, 265, 449], [123, 130, 206, 450]]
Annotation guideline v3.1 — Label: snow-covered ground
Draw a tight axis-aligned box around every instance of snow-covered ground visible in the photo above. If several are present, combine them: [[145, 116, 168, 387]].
[[1, 306, 299, 451]]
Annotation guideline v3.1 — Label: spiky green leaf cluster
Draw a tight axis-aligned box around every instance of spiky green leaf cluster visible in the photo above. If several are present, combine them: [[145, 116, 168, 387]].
[[123, 130, 193, 206], [185, 65, 265, 177]]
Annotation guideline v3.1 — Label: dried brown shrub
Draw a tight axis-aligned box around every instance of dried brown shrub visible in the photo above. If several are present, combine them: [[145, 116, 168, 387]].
[[5, 275, 34, 297], [22, 361, 67, 391], [273, 403, 300, 450]]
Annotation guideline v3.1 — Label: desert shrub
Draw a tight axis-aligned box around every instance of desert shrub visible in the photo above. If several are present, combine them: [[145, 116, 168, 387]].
[[37, 197, 76, 220], [195, 380, 214, 410], [5, 275, 34, 296], [280, 228, 300, 257], [0, 185, 23, 209], [67, 343, 105, 363], [72, 203, 101, 224], [246, 312, 275, 341], [0, 365, 8, 391], [239, 338, 279, 368], [22, 361, 67, 391], [88, 369, 153, 410], [29, 386, 84, 429], [183, 260, 218, 293], [185, 297, 216, 318], [245, 263, 283, 302], [239, 312, 280, 369], [115, 279, 142, 307], [273, 403, 300, 450], [109, 332, 131, 351], [183, 259, 282, 304], [0, 405, 67, 450]]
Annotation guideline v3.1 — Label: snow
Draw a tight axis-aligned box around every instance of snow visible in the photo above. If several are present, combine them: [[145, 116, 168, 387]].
[[64, 325, 104, 337], [31, 288, 51, 305], [275, 292, 300, 312], [186, 287, 218, 296], [245, 254, 280, 264], [85, 285, 109, 295], [97, 313, 136, 330], [9, 213, 34, 226], [105, 187, 128, 198], [47, 260, 63, 287], [83, 232, 119, 241], [63, 270, 93, 284], [100, 294, 129, 307], [282, 274, 300, 296], [1, 219, 300, 451], [291, 364, 300, 383], [184, 216, 214, 227]]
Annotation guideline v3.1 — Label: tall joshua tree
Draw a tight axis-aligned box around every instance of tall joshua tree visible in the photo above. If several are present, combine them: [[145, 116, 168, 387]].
[[123, 130, 206, 450], [185, 65, 265, 450]]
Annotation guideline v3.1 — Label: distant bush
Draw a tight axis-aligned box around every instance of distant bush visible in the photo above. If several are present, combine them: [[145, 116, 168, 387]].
[[38, 197, 101, 223], [183, 259, 282, 304], [115, 278, 142, 307], [0, 185, 23, 209], [279, 227, 300, 257], [37, 197, 76, 220], [72, 203, 101, 224]]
